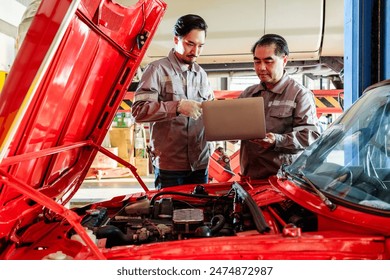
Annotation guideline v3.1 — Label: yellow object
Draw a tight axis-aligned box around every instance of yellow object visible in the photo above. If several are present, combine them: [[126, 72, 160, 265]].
[[134, 157, 149, 176], [0, 71, 8, 93], [109, 126, 134, 166]]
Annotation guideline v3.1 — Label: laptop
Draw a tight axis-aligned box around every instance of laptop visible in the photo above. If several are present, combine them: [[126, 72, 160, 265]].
[[202, 97, 266, 141]]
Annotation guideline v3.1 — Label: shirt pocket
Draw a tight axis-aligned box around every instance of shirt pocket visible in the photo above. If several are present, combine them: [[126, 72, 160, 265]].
[[162, 80, 185, 101], [268, 104, 294, 133], [194, 82, 212, 101], [196, 87, 210, 101]]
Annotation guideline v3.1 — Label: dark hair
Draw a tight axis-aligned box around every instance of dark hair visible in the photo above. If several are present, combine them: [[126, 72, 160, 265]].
[[173, 14, 208, 37], [251, 34, 289, 56]]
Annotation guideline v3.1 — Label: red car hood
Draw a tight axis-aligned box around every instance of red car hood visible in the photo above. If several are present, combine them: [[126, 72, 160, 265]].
[[0, 0, 166, 249]]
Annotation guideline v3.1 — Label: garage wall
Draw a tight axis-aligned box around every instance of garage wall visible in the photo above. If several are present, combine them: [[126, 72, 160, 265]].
[[0, 0, 27, 71], [0, 34, 16, 71]]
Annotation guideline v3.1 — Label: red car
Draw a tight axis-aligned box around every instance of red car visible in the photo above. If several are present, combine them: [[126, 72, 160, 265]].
[[1, 0, 390, 261]]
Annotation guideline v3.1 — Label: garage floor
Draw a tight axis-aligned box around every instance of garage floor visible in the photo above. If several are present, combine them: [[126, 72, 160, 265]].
[[69, 175, 155, 208]]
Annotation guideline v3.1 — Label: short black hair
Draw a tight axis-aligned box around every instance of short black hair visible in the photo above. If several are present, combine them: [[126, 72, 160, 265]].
[[251, 34, 289, 56], [173, 14, 208, 37]]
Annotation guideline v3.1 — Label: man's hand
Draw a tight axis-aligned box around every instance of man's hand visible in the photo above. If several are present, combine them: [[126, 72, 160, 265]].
[[177, 99, 202, 120], [250, 132, 276, 149]]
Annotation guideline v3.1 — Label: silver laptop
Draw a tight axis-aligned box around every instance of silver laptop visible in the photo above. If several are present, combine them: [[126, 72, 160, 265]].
[[202, 97, 266, 141]]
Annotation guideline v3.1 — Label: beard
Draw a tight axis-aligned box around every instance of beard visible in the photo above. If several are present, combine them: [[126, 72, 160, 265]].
[[183, 55, 197, 65], [174, 50, 197, 65]]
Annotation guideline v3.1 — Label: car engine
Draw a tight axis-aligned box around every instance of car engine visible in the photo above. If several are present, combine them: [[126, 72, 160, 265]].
[[75, 183, 273, 248]]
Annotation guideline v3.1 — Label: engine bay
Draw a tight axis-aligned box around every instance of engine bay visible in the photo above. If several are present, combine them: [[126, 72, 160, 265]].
[[75, 182, 317, 248]]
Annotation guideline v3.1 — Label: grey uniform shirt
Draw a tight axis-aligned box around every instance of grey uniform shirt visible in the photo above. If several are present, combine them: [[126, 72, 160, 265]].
[[239, 72, 321, 179], [132, 49, 214, 171]]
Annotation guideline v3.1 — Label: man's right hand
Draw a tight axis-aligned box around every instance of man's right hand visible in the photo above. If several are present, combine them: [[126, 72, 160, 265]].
[[177, 99, 202, 120]]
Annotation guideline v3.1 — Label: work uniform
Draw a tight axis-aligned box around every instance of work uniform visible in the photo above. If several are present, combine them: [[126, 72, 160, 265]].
[[132, 49, 214, 172], [239, 72, 320, 179]]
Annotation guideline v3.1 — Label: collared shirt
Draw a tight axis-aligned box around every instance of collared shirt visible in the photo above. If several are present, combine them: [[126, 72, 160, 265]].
[[132, 49, 214, 171], [239, 72, 321, 179]]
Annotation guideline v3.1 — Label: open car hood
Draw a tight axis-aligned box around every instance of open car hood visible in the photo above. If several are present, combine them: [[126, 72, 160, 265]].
[[0, 0, 166, 251]]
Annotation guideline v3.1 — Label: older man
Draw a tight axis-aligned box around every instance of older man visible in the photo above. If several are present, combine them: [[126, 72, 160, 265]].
[[239, 34, 321, 179]]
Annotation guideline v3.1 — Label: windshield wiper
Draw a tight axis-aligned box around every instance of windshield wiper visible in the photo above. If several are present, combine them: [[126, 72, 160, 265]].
[[282, 167, 336, 211], [299, 172, 337, 211]]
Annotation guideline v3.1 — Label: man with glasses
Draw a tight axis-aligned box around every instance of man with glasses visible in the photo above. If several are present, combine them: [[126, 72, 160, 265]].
[[132, 14, 214, 189]]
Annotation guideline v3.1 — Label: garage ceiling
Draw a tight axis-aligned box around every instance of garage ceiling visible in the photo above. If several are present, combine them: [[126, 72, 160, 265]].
[[143, 0, 344, 78], [1, 0, 344, 80], [0, 0, 29, 38]]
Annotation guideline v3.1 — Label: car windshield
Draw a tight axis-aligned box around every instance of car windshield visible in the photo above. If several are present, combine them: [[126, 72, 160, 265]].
[[285, 83, 390, 211]]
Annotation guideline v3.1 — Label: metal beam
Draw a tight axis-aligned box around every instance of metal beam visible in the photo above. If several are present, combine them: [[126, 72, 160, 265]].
[[344, 0, 375, 110], [15, 0, 31, 6], [383, 0, 390, 80], [0, 19, 17, 38], [0, 0, 29, 38]]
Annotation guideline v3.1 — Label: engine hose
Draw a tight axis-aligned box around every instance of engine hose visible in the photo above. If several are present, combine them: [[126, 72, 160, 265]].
[[232, 182, 270, 233], [210, 214, 226, 234], [150, 191, 229, 206], [95, 225, 133, 248]]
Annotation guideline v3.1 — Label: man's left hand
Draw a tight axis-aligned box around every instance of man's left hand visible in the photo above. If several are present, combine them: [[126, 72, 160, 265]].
[[250, 132, 276, 149]]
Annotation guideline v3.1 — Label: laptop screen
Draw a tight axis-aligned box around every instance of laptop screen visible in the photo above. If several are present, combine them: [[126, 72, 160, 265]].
[[202, 97, 266, 141]]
